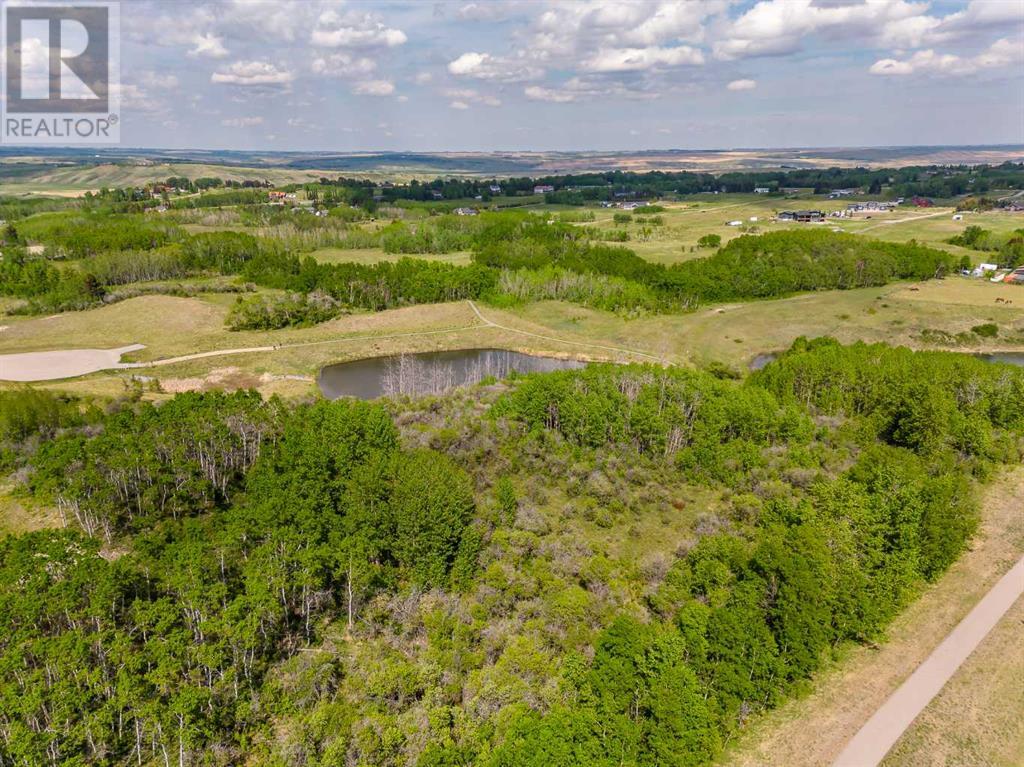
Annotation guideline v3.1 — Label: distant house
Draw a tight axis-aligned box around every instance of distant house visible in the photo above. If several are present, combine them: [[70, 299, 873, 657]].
[[828, 188, 859, 198], [847, 201, 897, 213], [489, 184, 502, 194], [727, 220, 743, 226], [911, 196, 934, 208], [754, 187, 771, 194], [534, 184, 555, 194], [453, 207, 479, 216], [952, 214, 964, 221], [778, 210, 824, 222], [268, 191, 287, 201], [973, 263, 999, 277], [749, 216, 758, 222], [431, 191, 444, 200]]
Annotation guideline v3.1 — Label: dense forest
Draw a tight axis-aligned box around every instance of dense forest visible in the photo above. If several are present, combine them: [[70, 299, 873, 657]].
[[1, 340, 1021, 765], [297, 162, 1024, 203]]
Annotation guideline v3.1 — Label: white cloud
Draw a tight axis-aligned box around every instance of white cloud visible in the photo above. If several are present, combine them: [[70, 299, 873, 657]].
[[531, 1, 725, 59], [449, 100, 470, 110], [353, 79, 396, 96], [189, 32, 228, 59], [448, 51, 543, 81], [111, 83, 166, 114], [524, 84, 578, 103], [211, 60, 294, 86], [138, 71, 180, 90], [582, 45, 704, 72], [524, 76, 660, 104], [312, 10, 407, 48], [311, 52, 377, 78], [444, 88, 501, 107], [726, 78, 757, 91], [221, 116, 264, 127], [713, 0, 935, 61], [870, 36, 1024, 76], [413, 72, 433, 85]]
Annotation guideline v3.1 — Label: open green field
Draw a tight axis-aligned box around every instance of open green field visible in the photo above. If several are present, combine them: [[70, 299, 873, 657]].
[[831, 207, 1024, 254], [308, 246, 474, 265], [3, 191, 1023, 399], [3, 273, 1022, 400]]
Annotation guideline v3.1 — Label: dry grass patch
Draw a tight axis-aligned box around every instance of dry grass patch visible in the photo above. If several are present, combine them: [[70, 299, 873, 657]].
[[882, 594, 1024, 767]]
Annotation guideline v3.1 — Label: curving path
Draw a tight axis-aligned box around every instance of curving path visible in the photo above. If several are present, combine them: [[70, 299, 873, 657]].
[[833, 555, 1024, 767], [0, 302, 664, 382]]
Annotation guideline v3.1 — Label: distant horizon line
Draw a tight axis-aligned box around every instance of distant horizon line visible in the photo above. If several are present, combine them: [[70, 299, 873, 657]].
[[3, 142, 1023, 156]]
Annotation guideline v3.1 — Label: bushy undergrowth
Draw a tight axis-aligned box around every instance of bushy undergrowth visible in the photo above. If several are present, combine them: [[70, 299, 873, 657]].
[[1, 341, 1020, 765]]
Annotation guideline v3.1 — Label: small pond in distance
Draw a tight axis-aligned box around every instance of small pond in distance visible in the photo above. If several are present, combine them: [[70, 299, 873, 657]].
[[319, 349, 588, 400], [748, 352, 778, 371], [976, 352, 1024, 367]]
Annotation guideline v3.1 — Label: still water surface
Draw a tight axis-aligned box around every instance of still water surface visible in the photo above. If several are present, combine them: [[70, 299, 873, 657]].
[[319, 348, 587, 400]]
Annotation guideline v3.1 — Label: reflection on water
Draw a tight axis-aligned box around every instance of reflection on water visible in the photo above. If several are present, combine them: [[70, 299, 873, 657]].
[[748, 352, 778, 371], [318, 348, 588, 400], [976, 352, 1024, 367]]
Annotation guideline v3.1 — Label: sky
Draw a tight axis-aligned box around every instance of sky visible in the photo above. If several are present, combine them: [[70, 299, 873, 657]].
[[105, 0, 1024, 151]]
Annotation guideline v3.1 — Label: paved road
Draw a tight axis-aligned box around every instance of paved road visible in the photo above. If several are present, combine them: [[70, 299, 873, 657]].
[[832, 554, 1024, 767]]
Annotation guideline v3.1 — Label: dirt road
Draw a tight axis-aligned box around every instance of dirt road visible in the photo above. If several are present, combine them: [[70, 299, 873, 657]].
[[0, 302, 664, 382], [833, 554, 1024, 767], [0, 344, 145, 381]]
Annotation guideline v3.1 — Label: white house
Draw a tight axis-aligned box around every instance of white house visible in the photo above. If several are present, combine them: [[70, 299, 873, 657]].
[[533, 184, 555, 194], [727, 220, 743, 226], [952, 214, 963, 221], [972, 263, 999, 277], [754, 187, 771, 194]]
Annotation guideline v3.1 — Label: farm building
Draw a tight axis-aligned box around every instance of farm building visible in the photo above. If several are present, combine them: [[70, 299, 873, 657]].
[[533, 185, 555, 194], [778, 210, 824, 222]]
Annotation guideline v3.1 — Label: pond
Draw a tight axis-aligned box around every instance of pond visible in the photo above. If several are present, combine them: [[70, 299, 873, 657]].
[[748, 352, 778, 371], [748, 350, 1024, 372], [976, 352, 1024, 367], [318, 348, 588, 400]]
